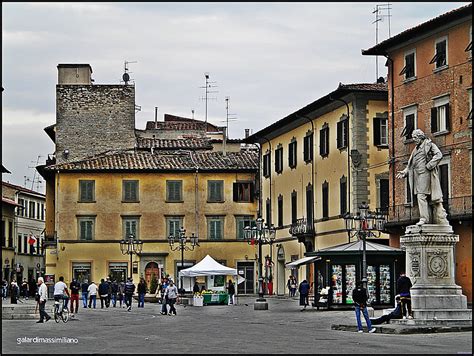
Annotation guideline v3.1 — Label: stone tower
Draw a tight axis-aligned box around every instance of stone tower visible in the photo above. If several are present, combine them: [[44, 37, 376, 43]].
[[55, 64, 136, 164]]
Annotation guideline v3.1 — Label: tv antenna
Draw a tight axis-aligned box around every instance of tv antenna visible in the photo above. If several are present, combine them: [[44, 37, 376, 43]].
[[199, 72, 218, 124], [220, 96, 238, 156], [122, 60, 137, 85], [26, 155, 44, 191], [372, 3, 392, 80]]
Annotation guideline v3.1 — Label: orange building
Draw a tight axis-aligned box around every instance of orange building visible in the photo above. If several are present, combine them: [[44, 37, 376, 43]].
[[362, 4, 472, 303]]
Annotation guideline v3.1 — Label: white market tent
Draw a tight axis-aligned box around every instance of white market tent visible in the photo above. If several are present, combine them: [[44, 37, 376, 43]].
[[179, 254, 238, 277]]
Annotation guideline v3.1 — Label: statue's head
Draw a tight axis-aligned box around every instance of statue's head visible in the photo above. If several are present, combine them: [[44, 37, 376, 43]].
[[411, 129, 426, 144]]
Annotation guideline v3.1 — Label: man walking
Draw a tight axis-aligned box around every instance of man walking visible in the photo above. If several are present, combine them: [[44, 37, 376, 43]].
[[69, 278, 80, 315], [298, 279, 310, 311], [81, 279, 89, 308], [110, 280, 119, 307], [36, 277, 51, 323], [87, 281, 98, 308], [137, 277, 147, 308], [352, 281, 376, 333], [165, 280, 179, 316], [124, 278, 136, 311]]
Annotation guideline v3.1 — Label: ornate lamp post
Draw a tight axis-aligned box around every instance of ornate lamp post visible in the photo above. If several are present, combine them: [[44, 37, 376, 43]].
[[120, 234, 143, 280], [168, 227, 199, 293], [243, 217, 276, 309], [343, 202, 387, 288]]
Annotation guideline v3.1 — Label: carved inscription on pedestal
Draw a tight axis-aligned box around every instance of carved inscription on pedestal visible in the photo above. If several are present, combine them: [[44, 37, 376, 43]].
[[427, 249, 448, 278], [409, 249, 421, 278]]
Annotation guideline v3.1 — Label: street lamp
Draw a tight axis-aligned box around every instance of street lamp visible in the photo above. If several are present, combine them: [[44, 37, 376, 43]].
[[168, 227, 199, 293], [120, 234, 143, 280], [243, 217, 276, 308], [343, 202, 387, 288]]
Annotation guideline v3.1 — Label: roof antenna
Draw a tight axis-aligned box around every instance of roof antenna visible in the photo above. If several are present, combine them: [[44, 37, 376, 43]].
[[122, 60, 137, 85], [199, 72, 218, 125], [372, 3, 392, 81], [221, 96, 237, 156]]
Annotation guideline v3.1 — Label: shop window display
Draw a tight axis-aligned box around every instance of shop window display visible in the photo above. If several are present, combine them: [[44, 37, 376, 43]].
[[331, 265, 343, 304], [367, 265, 377, 304], [345, 264, 356, 303], [379, 265, 391, 303]]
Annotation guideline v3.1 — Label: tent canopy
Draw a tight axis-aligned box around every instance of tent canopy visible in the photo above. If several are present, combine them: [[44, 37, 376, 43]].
[[179, 255, 238, 277]]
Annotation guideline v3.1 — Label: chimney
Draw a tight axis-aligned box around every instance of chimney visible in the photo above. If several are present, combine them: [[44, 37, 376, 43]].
[[245, 129, 250, 139], [57, 64, 93, 85], [155, 107, 158, 129]]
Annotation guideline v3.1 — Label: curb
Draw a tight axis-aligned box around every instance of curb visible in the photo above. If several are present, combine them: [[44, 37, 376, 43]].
[[331, 324, 472, 334]]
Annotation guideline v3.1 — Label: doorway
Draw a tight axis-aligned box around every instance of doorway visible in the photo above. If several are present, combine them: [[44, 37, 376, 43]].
[[145, 262, 160, 287], [237, 261, 254, 295]]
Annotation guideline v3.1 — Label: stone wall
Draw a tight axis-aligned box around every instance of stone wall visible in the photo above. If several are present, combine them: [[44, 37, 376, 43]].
[[56, 85, 136, 164]]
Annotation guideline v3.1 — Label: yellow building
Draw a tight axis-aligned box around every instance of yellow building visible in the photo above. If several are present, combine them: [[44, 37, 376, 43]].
[[247, 82, 395, 304], [37, 64, 260, 293]]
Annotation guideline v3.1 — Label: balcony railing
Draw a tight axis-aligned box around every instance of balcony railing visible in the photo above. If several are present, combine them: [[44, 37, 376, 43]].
[[289, 218, 314, 237], [387, 195, 472, 226]]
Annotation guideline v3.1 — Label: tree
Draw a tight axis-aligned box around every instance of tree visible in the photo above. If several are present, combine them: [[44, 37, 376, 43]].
[[149, 273, 158, 294]]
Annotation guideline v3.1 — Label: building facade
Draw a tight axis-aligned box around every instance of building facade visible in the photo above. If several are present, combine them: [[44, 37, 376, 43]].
[[38, 64, 260, 293], [246, 82, 393, 303], [362, 3, 472, 303], [2, 181, 46, 288]]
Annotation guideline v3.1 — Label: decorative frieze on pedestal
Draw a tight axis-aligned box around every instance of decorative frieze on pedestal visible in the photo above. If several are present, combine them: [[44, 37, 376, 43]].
[[400, 224, 471, 321]]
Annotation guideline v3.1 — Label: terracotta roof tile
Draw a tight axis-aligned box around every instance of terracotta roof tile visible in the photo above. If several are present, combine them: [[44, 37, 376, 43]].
[[45, 149, 258, 172], [136, 137, 213, 150], [338, 82, 388, 91]]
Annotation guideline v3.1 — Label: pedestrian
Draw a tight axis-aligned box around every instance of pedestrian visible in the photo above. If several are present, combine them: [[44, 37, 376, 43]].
[[290, 276, 298, 297], [396, 129, 449, 226], [98, 279, 109, 309], [87, 281, 98, 308], [2, 279, 8, 300], [69, 278, 80, 315], [397, 272, 414, 319], [36, 277, 51, 323], [53, 276, 70, 311], [226, 279, 235, 305], [10, 279, 19, 304], [81, 279, 89, 308], [137, 277, 147, 308], [118, 281, 125, 308], [370, 295, 403, 325], [124, 278, 136, 311], [193, 281, 200, 294], [111, 280, 118, 307], [287, 276, 292, 296], [352, 280, 376, 333], [298, 279, 310, 311], [105, 277, 112, 308], [21, 278, 29, 300], [165, 280, 179, 316]]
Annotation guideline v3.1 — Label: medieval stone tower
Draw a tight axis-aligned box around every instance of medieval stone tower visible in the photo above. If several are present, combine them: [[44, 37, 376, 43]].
[[55, 64, 136, 164]]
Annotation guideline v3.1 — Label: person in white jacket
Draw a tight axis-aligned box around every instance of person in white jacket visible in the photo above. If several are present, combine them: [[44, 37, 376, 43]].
[[37, 277, 51, 323], [87, 281, 98, 308]]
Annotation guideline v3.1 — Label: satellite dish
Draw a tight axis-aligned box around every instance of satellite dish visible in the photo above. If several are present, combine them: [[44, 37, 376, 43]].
[[122, 72, 130, 83]]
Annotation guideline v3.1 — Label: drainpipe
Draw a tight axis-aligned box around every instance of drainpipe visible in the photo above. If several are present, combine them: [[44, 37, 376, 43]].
[[384, 54, 396, 219]]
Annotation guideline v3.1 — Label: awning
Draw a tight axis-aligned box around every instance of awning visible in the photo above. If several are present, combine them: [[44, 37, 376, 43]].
[[285, 256, 321, 269]]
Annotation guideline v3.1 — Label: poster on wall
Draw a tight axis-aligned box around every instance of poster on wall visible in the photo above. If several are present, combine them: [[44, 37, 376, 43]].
[[44, 274, 55, 284]]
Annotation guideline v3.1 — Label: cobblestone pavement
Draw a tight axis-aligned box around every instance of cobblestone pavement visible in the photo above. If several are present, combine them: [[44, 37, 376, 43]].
[[2, 297, 472, 354]]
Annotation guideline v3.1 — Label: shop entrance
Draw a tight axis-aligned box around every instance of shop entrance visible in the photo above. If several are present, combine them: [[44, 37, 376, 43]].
[[72, 263, 91, 284], [145, 262, 160, 286], [109, 262, 128, 283], [237, 262, 254, 295]]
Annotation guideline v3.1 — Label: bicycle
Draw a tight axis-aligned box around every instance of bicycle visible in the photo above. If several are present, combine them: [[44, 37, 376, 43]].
[[53, 296, 70, 323]]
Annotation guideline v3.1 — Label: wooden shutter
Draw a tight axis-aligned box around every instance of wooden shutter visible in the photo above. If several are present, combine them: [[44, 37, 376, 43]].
[[322, 182, 328, 218], [337, 121, 342, 149], [291, 192, 297, 224], [233, 183, 238, 202], [444, 103, 450, 131], [431, 107, 438, 133], [373, 117, 381, 146], [249, 182, 255, 202], [380, 179, 389, 212]]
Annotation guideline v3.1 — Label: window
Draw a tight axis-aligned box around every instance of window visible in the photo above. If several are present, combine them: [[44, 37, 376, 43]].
[[236, 216, 255, 240], [277, 194, 283, 227], [373, 116, 388, 146], [17, 199, 24, 216], [288, 139, 297, 169], [166, 216, 183, 238], [400, 50, 416, 79], [207, 216, 224, 240], [466, 25, 472, 56], [17, 235, 22, 254], [379, 178, 389, 213], [263, 152, 271, 178], [306, 184, 313, 223], [320, 123, 329, 157], [233, 182, 254, 202], [166, 180, 182, 202], [291, 191, 297, 224], [340, 176, 347, 215], [208, 180, 224, 202], [322, 181, 329, 219], [78, 217, 95, 240], [439, 162, 450, 209], [401, 106, 417, 140], [37, 202, 41, 219], [23, 234, 28, 254], [336, 116, 348, 149], [41, 203, 44, 221], [8, 222, 12, 248], [79, 180, 95, 202], [266, 198, 272, 226], [123, 217, 139, 239], [303, 131, 313, 162], [431, 96, 450, 133], [29, 201, 35, 218], [275, 145, 283, 174], [430, 37, 448, 69], [123, 180, 139, 202]]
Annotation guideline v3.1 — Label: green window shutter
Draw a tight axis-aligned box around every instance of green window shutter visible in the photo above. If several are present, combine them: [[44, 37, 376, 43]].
[[431, 107, 438, 133], [373, 117, 381, 146]]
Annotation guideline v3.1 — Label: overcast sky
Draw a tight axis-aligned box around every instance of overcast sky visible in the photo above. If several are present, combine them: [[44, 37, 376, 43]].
[[2, 2, 468, 193]]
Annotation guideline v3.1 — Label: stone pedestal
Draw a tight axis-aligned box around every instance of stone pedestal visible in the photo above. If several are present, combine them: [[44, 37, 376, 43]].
[[254, 298, 268, 310], [400, 224, 471, 320]]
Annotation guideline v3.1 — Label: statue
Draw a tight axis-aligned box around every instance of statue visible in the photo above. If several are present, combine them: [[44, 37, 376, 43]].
[[396, 129, 449, 226]]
